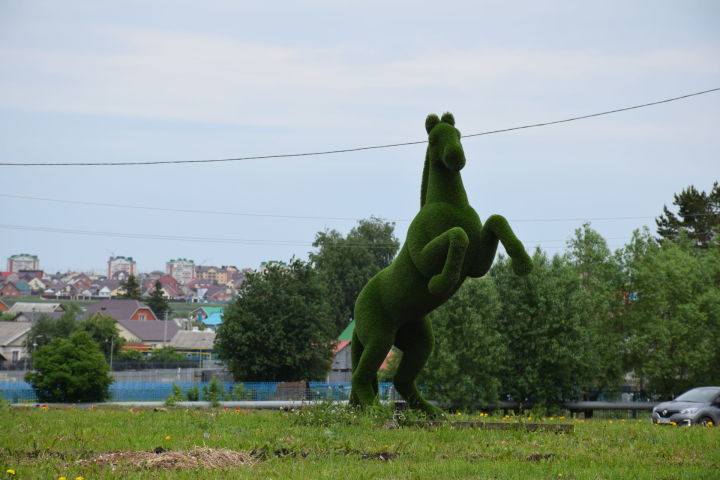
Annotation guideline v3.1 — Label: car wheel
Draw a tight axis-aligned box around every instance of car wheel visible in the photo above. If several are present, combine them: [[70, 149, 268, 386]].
[[697, 416, 714, 426]]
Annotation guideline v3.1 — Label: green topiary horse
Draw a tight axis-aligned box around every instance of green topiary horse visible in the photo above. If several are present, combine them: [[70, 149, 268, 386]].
[[350, 112, 533, 416]]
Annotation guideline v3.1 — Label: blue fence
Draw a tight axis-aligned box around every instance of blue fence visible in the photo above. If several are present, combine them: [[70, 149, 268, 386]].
[[0, 381, 396, 403]]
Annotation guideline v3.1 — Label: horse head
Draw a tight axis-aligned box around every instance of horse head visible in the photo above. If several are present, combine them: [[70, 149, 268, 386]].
[[425, 112, 465, 171]]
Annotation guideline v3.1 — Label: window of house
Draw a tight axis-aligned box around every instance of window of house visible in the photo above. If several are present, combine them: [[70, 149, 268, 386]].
[[139, 313, 146, 320], [12, 351, 19, 362]]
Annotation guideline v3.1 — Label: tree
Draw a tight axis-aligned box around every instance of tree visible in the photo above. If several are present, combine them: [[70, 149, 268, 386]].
[[26, 310, 79, 354], [417, 277, 508, 410], [145, 281, 171, 320], [565, 224, 626, 400], [25, 330, 113, 402], [621, 238, 720, 398], [215, 259, 335, 382], [490, 250, 593, 410], [78, 314, 125, 361], [310, 216, 400, 334], [656, 182, 720, 248], [26, 310, 124, 361], [119, 274, 141, 300]]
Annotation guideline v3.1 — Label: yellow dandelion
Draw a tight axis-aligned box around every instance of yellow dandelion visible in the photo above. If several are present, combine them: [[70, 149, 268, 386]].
[[608, 420, 614, 424], [549, 417, 555, 421], [59, 477, 67, 480], [708, 421, 714, 427], [165, 435, 171, 440], [76, 477, 84, 480], [669, 421, 677, 426], [6, 469, 16, 475], [559, 416, 566, 420]]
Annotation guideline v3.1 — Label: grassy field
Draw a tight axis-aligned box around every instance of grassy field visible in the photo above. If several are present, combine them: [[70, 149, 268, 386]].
[[0, 404, 718, 480]]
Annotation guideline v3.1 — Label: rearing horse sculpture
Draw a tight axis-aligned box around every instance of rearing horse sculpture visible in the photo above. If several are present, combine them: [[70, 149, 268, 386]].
[[350, 112, 533, 416]]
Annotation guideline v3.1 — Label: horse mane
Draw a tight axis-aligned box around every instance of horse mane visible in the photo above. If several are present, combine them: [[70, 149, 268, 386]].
[[420, 152, 429, 207]]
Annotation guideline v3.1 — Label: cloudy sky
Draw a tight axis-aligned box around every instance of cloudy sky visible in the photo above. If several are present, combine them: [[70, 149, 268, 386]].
[[1, 0, 718, 274]]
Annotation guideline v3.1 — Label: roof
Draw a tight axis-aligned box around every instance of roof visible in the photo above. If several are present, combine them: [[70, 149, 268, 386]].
[[0, 321, 32, 346], [169, 330, 216, 350], [8, 302, 64, 314], [191, 306, 224, 318], [13, 311, 65, 322], [82, 299, 157, 321], [203, 311, 224, 326], [338, 320, 355, 341], [9, 253, 39, 260], [117, 319, 180, 342]]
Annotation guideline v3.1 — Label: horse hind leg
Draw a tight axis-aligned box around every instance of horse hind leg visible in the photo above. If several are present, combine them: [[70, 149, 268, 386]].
[[393, 317, 443, 417]]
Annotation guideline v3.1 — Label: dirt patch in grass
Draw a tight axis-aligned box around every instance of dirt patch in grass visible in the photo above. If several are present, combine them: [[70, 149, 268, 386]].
[[81, 447, 258, 470]]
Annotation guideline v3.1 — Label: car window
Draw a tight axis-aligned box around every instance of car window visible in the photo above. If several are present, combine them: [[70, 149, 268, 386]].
[[674, 388, 720, 403]]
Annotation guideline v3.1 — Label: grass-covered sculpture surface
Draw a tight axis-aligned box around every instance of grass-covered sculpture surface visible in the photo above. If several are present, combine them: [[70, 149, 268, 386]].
[[350, 112, 533, 416]]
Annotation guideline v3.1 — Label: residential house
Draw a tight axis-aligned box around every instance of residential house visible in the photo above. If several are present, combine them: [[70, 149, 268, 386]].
[[190, 306, 224, 321], [8, 302, 65, 315], [14, 282, 31, 297], [205, 285, 232, 302], [203, 311, 224, 331], [26, 277, 47, 293], [0, 321, 33, 362], [169, 330, 216, 359], [97, 279, 122, 298], [11, 311, 65, 323], [327, 320, 394, 383], [18, 270, 44, 281], [0, 283, 22, 298], [143, 275, 182, 300], [116, 318, 180, 349], [82, 299, 158, 321]]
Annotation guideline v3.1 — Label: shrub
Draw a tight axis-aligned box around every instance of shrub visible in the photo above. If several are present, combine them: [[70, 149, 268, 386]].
[[25, 331, 113, 403], [186, 383, 201, 401], [165, 383, 184, 406]]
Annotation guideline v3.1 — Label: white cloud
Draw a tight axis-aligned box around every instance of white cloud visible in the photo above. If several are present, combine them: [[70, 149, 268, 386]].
[[0, 26, 718, 135]]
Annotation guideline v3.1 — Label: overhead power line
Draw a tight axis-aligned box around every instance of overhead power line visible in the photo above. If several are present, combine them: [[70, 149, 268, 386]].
[[1, 87, 717, 167], [2, 192, 713, 223], [0, 223, 631, 248]]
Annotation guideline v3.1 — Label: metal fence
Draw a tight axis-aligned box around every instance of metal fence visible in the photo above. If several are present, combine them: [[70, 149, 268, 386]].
[[0, 380, 398, 403]]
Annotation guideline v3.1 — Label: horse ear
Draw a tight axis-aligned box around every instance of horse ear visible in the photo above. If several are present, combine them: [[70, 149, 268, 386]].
[[441, 112, 455, 126], [425, 114, 440, 134]]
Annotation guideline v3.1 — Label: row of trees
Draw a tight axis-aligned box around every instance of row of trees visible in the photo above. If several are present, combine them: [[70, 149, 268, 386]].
[[216, 182, 719, 405]]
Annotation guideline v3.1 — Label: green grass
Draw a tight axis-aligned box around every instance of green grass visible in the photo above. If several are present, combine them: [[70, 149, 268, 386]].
[[0, 404, 718, 479]]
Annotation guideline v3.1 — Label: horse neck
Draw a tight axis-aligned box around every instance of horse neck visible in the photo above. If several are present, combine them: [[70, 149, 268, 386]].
[[422, 160, 468, 207]]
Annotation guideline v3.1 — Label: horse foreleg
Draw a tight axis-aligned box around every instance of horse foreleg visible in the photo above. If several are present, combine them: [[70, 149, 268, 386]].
[[471, 214, 532, 277], [408, 227, 469, 296]]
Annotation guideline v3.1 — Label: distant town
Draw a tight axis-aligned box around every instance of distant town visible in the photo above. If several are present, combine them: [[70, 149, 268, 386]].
[[0, 253, 273, 303]]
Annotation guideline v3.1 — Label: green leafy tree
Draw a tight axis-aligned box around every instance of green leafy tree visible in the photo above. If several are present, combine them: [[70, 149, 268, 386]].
[[621, 238, 720, 398], [25, 310, 79, 353], [145, 280, 171, 320], [566, 224, 626, 399], [119, 274, 141, 300], [310, 216, 400, 334], [490, 250, 592, 410], [215, 259, 335, 382], [25, 330, 113, 402], [78, 314, 125, 360], [418, 277, 508, 410], [656, 182, 719, 249]]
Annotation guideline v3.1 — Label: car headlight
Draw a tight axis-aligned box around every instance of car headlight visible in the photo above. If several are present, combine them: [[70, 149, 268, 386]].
[[680, 407, 699, 415]]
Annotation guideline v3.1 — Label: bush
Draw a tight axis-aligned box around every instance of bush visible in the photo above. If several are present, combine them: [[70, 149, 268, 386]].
[[25, 331, 113, 403], [203, 376, 224, 406], [165, 383, 184, 406], [186, 383, 201, 401]]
